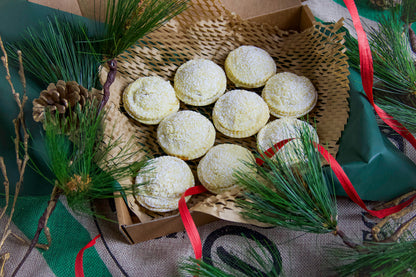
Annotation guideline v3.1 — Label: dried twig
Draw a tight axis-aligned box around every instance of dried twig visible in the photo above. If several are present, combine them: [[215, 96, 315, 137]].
[[380, 213, 416, 242], [369, 190, 416, 241], [0, 35, 29, 277], [0, 253, 9, 277], [334, 228, 360, 249], [407, 23, 416, 54], [98, 59, 117, 112], [11, 186, 60, 277]]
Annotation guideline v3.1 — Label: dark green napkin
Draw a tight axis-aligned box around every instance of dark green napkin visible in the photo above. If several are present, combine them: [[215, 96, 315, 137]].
[[327, 70, 416, 201]]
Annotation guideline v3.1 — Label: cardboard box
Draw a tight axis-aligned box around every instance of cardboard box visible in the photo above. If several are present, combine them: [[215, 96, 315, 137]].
[[29, 0, 314, 31], [28, 0, 316, 244], [221, 0, 314, 31], [114, 0, 316, 245]]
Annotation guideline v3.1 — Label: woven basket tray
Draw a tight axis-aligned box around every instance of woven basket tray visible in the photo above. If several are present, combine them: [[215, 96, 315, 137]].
[[99, 0, 350, 225]]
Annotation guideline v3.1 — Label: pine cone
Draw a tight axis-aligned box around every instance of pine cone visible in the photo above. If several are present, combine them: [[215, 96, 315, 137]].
[[33, 80, 101, 122], [369, 0, 400, 9]]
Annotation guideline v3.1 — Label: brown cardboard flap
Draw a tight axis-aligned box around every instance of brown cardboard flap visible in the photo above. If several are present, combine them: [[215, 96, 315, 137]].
[[220, 0, 301, 20], [29, 0, 83, 15], [28, 0, 313, 30], [121, 210, 217, 244]]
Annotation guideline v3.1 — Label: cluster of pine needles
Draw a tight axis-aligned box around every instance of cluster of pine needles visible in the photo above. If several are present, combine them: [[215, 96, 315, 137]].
[[344, 0, 416, 132]]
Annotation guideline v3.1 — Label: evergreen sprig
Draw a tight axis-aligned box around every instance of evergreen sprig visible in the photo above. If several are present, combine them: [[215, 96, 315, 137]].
[[344, 7, 416, 95], [376, 96, 416, 133], [98, 0, 189, 59], [235, 124, 338, 234], [7, 16, 101, 90], [329, 239, 416, 277], [33, 101, 146, 216], [180, 236, 282, 277]]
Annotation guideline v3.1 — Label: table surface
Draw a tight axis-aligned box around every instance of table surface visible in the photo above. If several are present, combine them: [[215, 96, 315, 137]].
[[0, 0, 415, 276]]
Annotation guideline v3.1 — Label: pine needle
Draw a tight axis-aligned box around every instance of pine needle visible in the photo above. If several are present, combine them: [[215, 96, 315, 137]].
[[33, 101, 147, 217], [376, 96, 416, 133], [344, 6, 416, 95], [235, 123, 338, 234], [97, 0, 189, 59], [179, 236, 283, 277], [328, 239, 416, 276], [344, 4, 416, 133], [7, 15, 101, 90]]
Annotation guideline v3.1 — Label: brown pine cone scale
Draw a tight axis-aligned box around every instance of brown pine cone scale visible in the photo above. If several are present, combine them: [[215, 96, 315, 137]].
[[33, 80, 100, 122]]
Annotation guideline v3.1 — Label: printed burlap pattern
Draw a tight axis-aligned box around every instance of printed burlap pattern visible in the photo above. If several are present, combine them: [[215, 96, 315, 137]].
[[99, 0, 350, 232]]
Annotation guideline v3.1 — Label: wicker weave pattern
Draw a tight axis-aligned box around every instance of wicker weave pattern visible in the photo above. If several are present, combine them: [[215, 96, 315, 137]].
[[100, 0, 350, 223]]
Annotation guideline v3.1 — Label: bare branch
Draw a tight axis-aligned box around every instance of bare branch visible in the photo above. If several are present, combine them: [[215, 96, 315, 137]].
[[11, 186, 60, 277], [0, 158, 9, 220], [0, 35, 31, 277]]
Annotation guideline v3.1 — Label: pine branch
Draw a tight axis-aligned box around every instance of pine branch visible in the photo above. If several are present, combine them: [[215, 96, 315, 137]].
[[328, 239, 416, 276], [7, 15, 101, 90], [98, 59, 117, 112], [98, 0, 189, 59], [35, 100, 146, 217], [180, 236, 282, 277], [235, 124, 338, 234], [95, 0, 189, 110], [376, 96, 416, 133], [344, 7, 416, 95]]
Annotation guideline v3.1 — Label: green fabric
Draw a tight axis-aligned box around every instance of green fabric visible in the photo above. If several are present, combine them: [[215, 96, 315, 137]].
[[326, 70, 416, 200], [3, 195, 110, 276], [0, 0, 64, 196], [334, 0, 393, 20]]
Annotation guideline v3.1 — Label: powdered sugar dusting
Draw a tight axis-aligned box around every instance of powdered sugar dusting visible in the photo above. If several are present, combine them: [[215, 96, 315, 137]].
[[123, 76, 179, 124], [157, 110, 216, 160], [225, 45, 276, 88], [174, 59, 227, 106], [262, 72, 318, 118], [197, 144, 255, 194], [257, 118, 319, 165], [135, 156, 194, 212], [213, 90, 270, 138]]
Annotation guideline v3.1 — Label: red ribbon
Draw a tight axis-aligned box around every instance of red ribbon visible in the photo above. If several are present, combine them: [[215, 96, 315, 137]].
[[178, 0, 416, 261], [179, 139, 416, 258], [343, 0, 416, 149], [258, 139, 416, 219], [179, 185, 208, 259], [315, 142, 416, 218], [75, 234, 101, 277]]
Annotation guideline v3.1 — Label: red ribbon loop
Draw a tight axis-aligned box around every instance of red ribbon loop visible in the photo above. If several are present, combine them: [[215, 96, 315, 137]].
[[178, 185, 208, 259], [75, 234, 101, 277]]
